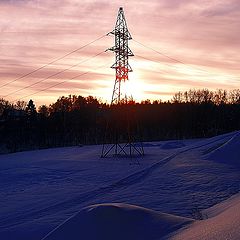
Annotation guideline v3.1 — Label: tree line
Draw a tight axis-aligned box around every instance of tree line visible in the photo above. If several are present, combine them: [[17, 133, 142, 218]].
[[0, 89, 239, 153]]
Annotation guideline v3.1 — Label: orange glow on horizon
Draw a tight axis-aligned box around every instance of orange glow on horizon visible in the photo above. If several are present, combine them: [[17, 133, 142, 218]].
[[0, 1, 240, 107]]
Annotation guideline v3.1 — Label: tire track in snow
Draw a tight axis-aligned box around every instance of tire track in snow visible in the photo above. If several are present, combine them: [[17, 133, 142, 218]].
[[0, 132, 237, 229], [202, 131, 240, 155], [1, 156, 177, 229], [114, 131, 238, 187]]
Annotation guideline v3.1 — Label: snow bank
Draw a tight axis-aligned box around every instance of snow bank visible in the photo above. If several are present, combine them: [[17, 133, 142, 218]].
[[42, 203, 193, 240], [171, 193, 240, 240], [205, 132, 240, 167]]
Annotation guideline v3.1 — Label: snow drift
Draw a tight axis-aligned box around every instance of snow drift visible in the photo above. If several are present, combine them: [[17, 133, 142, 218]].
[[42, 203, 193, 240], [171, 193, 240, 240], [205, 132, 240, 167]]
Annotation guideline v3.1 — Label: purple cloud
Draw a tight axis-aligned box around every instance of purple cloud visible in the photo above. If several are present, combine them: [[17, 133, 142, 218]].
[[0, 0, 240, 106]]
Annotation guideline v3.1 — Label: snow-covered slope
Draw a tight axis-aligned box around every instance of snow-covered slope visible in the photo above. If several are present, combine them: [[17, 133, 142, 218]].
[[43, 194, 240, 240], [205, 132, 240, 167], [42, 203, 193, 240], [171, 193, 240, 240], [0, 131, 239, 240]]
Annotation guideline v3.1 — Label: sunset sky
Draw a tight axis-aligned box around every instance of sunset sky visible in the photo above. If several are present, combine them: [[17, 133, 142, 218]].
[[0, 0, 240, 106]]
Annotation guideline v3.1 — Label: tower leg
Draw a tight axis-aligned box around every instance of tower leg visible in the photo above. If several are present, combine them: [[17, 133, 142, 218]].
[[100, 7, 144, 159]]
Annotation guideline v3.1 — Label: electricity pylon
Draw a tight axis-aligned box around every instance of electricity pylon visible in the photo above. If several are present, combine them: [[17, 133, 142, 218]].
[[101, 7, 144, 158], [109, 7, 134, 104]]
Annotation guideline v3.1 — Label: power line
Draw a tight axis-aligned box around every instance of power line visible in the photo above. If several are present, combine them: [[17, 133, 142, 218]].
[[133, 38, 238, 80], [13, 62, 110, 102], [134, 53, 217, 79], [0, 34, 106, 89], [134, 54, 175, 75], [134, 54, 210, 85], [3, 50, 106, 98], [133, 39, 191, 67]]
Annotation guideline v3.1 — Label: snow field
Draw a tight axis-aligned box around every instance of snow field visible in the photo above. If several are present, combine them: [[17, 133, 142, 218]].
[[0, 131, 239, 239]]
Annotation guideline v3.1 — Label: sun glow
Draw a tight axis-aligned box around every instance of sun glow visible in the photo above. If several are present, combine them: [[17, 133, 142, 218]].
[[121, 69, 145, 102]]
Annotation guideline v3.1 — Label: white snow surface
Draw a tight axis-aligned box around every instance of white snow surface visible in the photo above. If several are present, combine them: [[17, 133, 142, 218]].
[[42, 203, 193, 240], [43, 194, 240, 240], [171, 193, 240, 240], [0, 131, 240, 240], [205, 132, 240, 167]]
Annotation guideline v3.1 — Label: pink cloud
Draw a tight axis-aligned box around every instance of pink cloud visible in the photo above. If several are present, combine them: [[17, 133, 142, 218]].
[[0, 0, 240, 106]]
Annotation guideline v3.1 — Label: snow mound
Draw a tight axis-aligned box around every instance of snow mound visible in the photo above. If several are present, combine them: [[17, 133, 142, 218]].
[[171, 193, 240, 240], [205, 132, 240, 167], [42, 203, 193, 240]]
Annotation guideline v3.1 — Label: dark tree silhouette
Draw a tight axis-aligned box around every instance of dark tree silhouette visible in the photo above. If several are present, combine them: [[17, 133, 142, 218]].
[[0, 89, 239, 153], [26, 99, 36, 116]]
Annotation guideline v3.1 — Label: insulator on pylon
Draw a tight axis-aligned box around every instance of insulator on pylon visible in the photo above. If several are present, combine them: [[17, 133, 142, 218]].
[[101, 7, 144, 159], [108, 7, 134, 104]]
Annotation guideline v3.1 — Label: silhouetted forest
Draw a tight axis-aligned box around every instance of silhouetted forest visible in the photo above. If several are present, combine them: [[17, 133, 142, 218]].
[[0, 89, 240, 153]]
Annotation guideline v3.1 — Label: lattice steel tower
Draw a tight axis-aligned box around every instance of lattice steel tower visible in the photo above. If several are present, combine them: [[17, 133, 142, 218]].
[[109, 7, 134, 104], [101, 7, 144, 158]]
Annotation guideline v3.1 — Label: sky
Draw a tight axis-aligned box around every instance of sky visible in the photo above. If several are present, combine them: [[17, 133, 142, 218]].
[[0, 0, 240, 106]]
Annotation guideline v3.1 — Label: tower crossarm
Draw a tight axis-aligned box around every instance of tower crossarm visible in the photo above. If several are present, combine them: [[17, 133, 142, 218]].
[[101, 7, 144, 159], [108, 7, 134, 104]]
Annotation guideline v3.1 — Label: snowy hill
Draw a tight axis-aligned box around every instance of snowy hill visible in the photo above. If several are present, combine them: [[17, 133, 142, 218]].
[[205, 132, 240, 167], [43, 194, 240, 240], [171, 193, 240, 240], [42, 203, 193, 240], [0, 131, 239, 240]]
